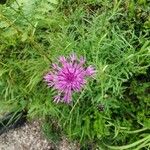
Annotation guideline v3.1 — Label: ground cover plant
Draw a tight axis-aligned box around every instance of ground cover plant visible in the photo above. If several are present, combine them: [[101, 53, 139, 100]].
[[0, 0, 150, 149]]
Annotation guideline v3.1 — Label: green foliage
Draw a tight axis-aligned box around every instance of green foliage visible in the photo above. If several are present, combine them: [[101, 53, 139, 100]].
[[0, 0, 150, 149]]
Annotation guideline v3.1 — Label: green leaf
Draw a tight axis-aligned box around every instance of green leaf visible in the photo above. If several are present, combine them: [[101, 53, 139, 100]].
[[0, 21, 8, 28]]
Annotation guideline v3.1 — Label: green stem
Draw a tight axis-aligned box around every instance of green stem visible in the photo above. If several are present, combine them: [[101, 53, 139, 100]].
[[122, 128, 149, 134], [69, 90, 85, 114], [105, 135, 150, 150]]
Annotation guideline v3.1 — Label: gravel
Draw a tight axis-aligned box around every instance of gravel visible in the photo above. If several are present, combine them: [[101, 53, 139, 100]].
[[0, 121, 79, 150]]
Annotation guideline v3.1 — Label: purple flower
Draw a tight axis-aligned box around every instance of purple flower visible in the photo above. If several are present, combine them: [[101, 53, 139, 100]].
[[44, 54, 95, 103]]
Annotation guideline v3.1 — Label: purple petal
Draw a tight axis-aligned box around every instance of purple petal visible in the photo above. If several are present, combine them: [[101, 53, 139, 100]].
[[70, 53, 77, 62], [44, 73, 53, 82], [54, 94, 61, 103], [59, 56, 67, 65], [86, 66, 96, 76], [52, 63, 60, 70], [63, 88, 72, 103], [79, 56, 86, 65]]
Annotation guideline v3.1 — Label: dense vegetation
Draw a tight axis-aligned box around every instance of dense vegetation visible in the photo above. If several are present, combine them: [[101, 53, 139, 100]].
[[0, 0, 150, 149]]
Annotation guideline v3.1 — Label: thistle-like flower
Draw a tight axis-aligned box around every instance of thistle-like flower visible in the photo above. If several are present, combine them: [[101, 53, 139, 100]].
[[44, 54, 95, 103]]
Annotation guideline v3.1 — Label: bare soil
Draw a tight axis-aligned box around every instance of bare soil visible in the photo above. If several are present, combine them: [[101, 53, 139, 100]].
[[0, 121, 79, 150]]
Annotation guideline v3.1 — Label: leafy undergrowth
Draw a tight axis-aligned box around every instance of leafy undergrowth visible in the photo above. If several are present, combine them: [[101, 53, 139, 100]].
[[0, 0, 150, 149]]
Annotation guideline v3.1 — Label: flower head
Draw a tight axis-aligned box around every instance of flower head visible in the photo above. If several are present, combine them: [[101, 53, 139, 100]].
[[44, 54, 95, 103]]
